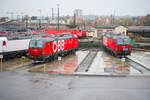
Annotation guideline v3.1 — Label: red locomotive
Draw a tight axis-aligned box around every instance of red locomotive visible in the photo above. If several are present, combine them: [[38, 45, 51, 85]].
[[28, 34, 78, 62], [43, 29, 87, 38], [102, 32, 131, 57]]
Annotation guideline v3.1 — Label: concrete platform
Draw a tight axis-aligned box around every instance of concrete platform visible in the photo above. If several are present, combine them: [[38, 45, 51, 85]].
[[88, 51, 105, 73], [127, 52, 150, 70]]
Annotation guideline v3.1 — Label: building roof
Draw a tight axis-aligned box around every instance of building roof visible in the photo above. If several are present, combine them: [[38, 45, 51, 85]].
[[104, 32, 130, 40], [95, 24, 121, 29]]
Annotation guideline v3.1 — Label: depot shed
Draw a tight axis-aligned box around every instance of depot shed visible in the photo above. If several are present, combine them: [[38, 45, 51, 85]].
[[95, 25, 127, 39]]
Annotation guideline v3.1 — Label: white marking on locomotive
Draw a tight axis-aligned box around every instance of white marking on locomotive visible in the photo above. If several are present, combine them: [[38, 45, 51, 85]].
[[58, 40, 61, 52], [53, 40, 65, 52], [53, 41, 57, 53], [61, 40, 64, 50]]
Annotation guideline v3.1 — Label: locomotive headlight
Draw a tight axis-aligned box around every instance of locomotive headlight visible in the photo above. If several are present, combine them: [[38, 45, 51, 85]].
[[42, 51, 45, 54]]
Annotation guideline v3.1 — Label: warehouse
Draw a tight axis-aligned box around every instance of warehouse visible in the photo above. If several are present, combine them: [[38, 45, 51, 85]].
[[95, 25, 127, 39]]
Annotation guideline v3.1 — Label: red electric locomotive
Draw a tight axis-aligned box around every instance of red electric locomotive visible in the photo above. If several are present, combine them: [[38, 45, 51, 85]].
[[43, 29, 87, 38], [102, 32, 131, 57], [28, 34, 78, 62]]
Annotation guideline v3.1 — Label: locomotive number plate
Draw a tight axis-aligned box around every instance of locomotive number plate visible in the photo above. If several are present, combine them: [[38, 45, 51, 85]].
[[123, 48, 128, 51]]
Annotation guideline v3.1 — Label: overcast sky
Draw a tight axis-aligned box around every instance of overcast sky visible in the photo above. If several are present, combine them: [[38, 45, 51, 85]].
[[0, 0, 150, 17]]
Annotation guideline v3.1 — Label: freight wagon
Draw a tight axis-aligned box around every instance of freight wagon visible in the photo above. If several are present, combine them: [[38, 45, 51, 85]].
[[0, 36, 31, 59]]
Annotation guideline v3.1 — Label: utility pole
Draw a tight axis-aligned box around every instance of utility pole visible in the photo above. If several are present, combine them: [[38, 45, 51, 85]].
[[38, 9, 42, 29], [39, 19, 41, 29], [20, 12, 24, 21], [57, 4, 60, 33], [38, 9, 42, 20], [73, 13, 76, 27], [7, 11, 14, 20], [113, 10, 116, 24], [52, 8, 54, 21]]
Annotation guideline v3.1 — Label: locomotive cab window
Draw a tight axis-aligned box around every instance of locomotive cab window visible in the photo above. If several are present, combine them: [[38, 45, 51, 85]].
[[123, 38, 131, 45], [117, 39, 124, 45], [117, 38, 131, 45], [29, 40, 45, 48]]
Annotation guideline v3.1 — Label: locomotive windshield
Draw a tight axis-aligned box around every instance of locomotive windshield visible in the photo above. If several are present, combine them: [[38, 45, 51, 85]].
[[123, 38, 131, 45], [117, 38, 131, 45], [117, 39, 124, 45], [29, 40, 45, 48]]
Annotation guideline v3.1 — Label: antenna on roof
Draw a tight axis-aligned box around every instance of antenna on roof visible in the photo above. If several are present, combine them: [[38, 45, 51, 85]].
[[113, 10, 115, 24], [52, 8, 54, 21]]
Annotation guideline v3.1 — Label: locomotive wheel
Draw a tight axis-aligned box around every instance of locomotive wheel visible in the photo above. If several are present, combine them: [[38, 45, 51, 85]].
[[61, 53, 64, 57], [67, 51, 69, 55], [42, 59, 46, 63], [70, 50, 73, 54], [55, 54, 58, 59], [52, 55, 55, 61], [110, 51, 113, 56], [114, 53, 117, 57], [17, 54, 22, 58], [49, 56, 53, 61], [111, 52, 114, 56], [72, 50, 75, 54], [64, 52, 67, 56], [71, 50, 73, 54]]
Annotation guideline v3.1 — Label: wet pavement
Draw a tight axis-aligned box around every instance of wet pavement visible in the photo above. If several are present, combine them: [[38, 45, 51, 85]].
[[0, 50, 150, 76], [0, 71, 150, 100], [100, 52, 140, 75], [28, 50, 89, 74], [0, 50, 150, 100], [85, 51, 141, 75], [88, 51, 141, 75], [27, 50, 143, 75]]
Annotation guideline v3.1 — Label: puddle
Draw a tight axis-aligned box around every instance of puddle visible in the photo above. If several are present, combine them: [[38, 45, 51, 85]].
[[89, 51, 141, 75], [29, 50, 89, 74], [102, 52, 141, 75]]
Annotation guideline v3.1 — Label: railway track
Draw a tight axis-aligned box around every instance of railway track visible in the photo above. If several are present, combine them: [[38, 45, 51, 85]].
[[16, 61, 52, 72], [126, 57, 150, 74], [75, 51, 97, 72], [132, 48, 150, 52], [16, 63, 35, 71]]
